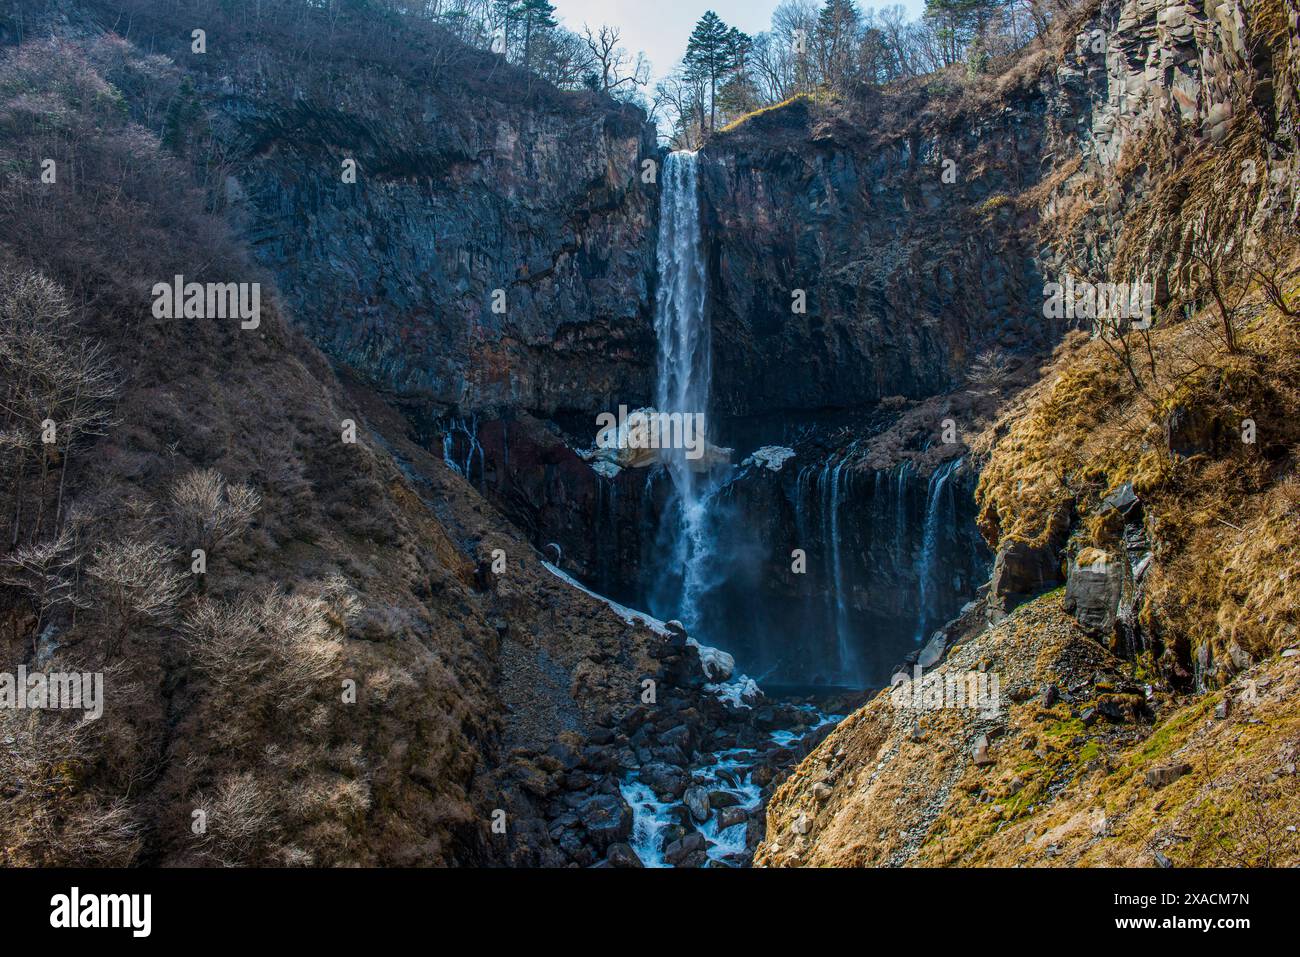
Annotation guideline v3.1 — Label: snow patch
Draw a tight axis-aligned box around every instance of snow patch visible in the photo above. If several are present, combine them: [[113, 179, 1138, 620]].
[[706, 676, 761, 709], [541, 561, 671, 636], [687, 637, 734, 682], [742, 445, 796, 472]]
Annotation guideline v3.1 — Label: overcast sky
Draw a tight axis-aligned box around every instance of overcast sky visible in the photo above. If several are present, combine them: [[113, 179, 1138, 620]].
[[551, 0, 929, 86]]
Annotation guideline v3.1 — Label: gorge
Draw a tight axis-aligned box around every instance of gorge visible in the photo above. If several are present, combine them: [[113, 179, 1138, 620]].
[[1, 0, 1298, 877]]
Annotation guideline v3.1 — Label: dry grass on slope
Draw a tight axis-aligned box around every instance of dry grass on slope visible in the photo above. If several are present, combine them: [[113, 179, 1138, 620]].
[[971, 255, 1300, 686], [756, 592, 1299, 868]]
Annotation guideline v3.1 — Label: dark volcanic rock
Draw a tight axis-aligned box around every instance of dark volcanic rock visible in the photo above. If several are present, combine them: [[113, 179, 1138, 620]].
[[990, 538, 1063, 610], [1063, 549, 1125, 636], [578, 793, 633, 852], [234, 95, 659, 418], [605, 843, 644, 868], [698, 95, 1050, 425]]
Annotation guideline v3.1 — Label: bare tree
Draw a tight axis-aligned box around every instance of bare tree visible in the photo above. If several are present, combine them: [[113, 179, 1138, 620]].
[[86, 538, 188, 656], [964, 348, 1014, 396], [0, 269, 117, 548], [169, 468, 261, 561], [580, 25, 649, 97], [1187, 246, 1245, 354], [1, 525, 86, 654], [182, 576, 355, 706], [193, 771, 278, 865]]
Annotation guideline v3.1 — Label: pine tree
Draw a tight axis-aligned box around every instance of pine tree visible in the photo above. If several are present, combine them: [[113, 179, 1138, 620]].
[[518, 0, 557, 72], [923, 0, 998, 66], [683, 11, 737, 134], [816, 0, 861, 91]]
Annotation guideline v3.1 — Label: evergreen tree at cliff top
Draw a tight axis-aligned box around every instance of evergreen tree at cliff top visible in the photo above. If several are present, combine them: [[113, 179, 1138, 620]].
[[496, 0, 557, 70], [817, 0, 863, 91], [684, 10, 748, 133], [923, 0, 1003, 65]]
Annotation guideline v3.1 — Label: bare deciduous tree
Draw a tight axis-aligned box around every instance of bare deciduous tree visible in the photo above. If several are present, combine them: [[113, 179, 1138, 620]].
[[1, 525, 87, 653], [193, 771, 277, 865], [580, 25, 649, 97], [87, 538, 188, 655], [0, 269, 117, 548], [169, 468, 261, 560], [182, 576, 355, 706], [964, 348, 1014, 396]]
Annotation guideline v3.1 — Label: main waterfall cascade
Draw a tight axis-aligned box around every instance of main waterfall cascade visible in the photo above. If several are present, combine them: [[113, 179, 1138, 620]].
[[641, 150, 990, 690], [648, 151, 720, 636]]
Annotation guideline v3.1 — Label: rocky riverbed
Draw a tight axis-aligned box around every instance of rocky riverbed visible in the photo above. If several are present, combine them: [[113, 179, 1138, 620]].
[[618, 697, 846, 867], [530, 562, 860, 868]]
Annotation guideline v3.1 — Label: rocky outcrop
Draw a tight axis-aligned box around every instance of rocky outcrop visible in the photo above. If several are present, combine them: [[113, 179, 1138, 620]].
[[1064, 547, 1126, 635], [756, 591, 1300, 867], [990, 539, 1064, 611]]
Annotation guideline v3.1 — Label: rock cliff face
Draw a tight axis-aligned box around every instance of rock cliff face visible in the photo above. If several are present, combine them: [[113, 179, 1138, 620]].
[[756, 0, 1300, 867], [130, 2, 667, 620], [697, 93, 1050, 428], [228, 76, 660, 418]]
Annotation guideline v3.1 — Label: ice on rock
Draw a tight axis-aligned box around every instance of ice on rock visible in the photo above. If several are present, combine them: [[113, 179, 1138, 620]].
[[742, 445, 796, 472]]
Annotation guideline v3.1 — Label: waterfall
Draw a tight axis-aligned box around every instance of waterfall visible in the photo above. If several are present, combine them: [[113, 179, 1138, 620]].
[[818, 459, 860, 685], [651, 151, 717, 634], [443, 414, 484, 487], [913, 458, 961, 642]]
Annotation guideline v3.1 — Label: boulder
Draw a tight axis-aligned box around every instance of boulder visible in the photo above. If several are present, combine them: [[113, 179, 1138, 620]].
[[688, 639, 735, 682], [1145, 763, 1192, 789], [1063, 547, 1124, 636], [990, 538, 1062, 608], [640, 762, 687, 800], [605, 843, 644, 868], [1100, 481, 1140, 517], [658, 724, 692, 752], [578, 793, 632, 851], [718, 806, 749, 830], [663, 832, 706, 866], [683, 787, 711, 823]]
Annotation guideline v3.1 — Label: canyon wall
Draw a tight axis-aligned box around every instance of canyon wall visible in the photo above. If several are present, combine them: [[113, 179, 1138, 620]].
[[757, 0, 1300, 867], [697, 90, 1052, 429]]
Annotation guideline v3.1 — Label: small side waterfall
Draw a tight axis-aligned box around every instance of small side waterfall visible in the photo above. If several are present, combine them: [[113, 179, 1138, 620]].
[[443, 414, 484, 487], [818, 458, 860, 685], [913, 457, 962, 642], [650, 151, 718, 634]]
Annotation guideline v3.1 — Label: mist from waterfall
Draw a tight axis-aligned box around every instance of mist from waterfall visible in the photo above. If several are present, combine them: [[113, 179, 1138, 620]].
[[649, 151, 718, 635]]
